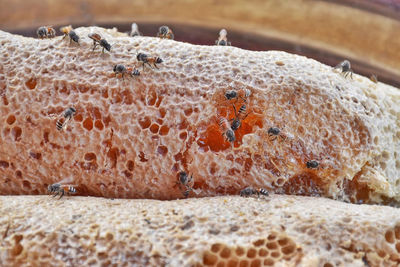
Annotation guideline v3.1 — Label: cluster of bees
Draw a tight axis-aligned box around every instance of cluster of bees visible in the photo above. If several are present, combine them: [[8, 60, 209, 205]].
[[38, 23, 368, 199]]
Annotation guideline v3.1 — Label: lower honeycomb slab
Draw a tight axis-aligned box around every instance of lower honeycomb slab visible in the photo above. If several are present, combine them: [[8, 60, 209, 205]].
[[1, 195, 400, 266]]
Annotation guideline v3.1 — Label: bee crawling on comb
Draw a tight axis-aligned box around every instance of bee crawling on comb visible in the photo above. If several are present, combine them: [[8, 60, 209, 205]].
[[239, 187, 269, 197], [215, 29, 231, 46], [36, 26, 56, 39], [56, 107, 76, 131], [88, 33, 111, 53], [60, 25, 80, 45], [48, 183, 77, 199], [157, 25, 174, 40], [136, 53, 163, 71], [177, 171, 194, 197], [113, 64, 140, 80], [334, 59, 353, 79]]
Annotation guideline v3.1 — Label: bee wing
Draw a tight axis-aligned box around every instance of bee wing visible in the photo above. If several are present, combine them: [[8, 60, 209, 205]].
[[60, 184, 78, 188], [56, 176, 74, 184]]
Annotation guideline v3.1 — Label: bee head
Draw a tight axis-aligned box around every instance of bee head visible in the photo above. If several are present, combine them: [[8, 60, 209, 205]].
[[159, 26, 169, 35]]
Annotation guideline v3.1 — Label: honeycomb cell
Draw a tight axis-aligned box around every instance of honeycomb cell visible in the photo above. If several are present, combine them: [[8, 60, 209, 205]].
[[6, 114, 16, 125], [266, 242, 278, 250], [270, 251, 280, 258], [159, 125, 169, 135], [126, 160, 134, 171], [74, 114, 83, 122], [84, 153, 97, 161], [278, 237, 289, 246], [211, 243, 223, 253], [227, 259, 239, 267], [263, 259, 274, 266], [83, 118, 93, 131], [0, 161, 9, 168], [235, 246, 245, 257], [22, 180, 31, 189], [281, 244, 295, 255], [157, 146, 168, 157], [29, 152, 41, 160], [258, 248, 268, 257], [385, 230, 395, 243], [394, 225, 400, 239], [138, 116, 151, 129], [139, 152, 148, 162], [11, 126, 22, 141], [25, 77, 37, 89], [179, 131, 187, 140], [220, 246, 231, 258], [203, 251, 218, 265], [150, 124, 159, 134], [94, 120, 104, 130], [250, 259, 261, 267], [247, 248, 256, 258], [253, 239, 265, 247]]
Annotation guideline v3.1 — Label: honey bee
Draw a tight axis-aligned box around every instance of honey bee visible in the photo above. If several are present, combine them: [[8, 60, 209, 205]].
[[60, 25, 80, 44], [48, 183, 77, 199], [113, 64, 140, 80], [177, 171, 193, 197], [267, 127, 288, 141], [230, 104, 249, 131], [215, 29, 231, 46], [37, 26, 56, 39], [334, 60, 353, 79], [56, 107, 76, 131], [240, 187, 269, 197], [306, 160, 319, 169], [130, 23, 142, 37], [369, 74, 378, 83], [88, 33, 111, 53], [157, 25, 174, 39], [218, 116, 235, 142], [136, 53, 163, 70]]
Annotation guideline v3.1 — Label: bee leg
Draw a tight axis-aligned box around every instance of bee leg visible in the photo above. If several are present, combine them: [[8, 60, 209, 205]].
[[62, 34, 67, 40], [153, 63, 159, 69], [102, 47, 105, 54], [142, 63, 145, 71], [59, 189, 65, 199], [350, 71, 353, 79], [147, 63, 154, 69], [92, 43, 97, 51], [52, 191, 59, 198]]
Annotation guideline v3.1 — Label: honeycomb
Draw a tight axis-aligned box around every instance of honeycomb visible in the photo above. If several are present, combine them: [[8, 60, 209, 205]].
[[1, 195, 400, 266], [0, 27, 399, 203]]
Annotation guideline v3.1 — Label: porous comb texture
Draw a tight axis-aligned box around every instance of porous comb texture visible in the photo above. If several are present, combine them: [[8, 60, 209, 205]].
[[0, 27, 399, 203], [1, 195, 400, 266]]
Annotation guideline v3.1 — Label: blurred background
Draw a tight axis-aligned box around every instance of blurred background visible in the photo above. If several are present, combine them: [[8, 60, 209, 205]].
[[1, 0, 400, 87]]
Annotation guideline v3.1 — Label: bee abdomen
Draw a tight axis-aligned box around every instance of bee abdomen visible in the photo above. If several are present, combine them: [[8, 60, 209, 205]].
[[56, 120, 64, 130], [258, 188, 269, 196]]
